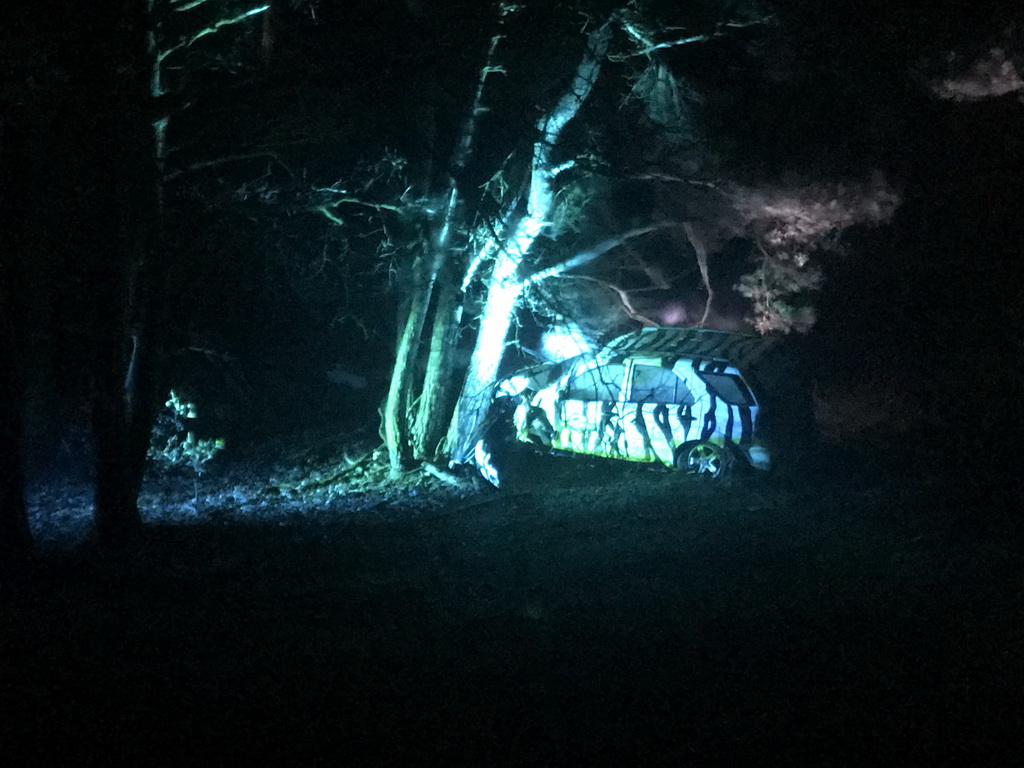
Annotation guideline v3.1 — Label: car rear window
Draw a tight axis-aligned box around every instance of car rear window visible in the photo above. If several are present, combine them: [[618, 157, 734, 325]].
[[696, 371, 754, 405]]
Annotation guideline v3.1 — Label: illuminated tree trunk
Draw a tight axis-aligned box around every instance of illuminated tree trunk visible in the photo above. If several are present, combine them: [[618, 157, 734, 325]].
[[382, 6, 515, 475], [383, 254, 431, 474], [448, 270, 523, 465], [448, 19, 612, 464], [411, 268, 461, 460]]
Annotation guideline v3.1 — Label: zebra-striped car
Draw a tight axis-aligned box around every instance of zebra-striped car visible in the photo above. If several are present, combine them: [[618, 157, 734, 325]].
[[491, 327, 774, 480]]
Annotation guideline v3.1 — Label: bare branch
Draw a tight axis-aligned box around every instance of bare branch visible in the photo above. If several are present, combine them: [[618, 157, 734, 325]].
[[615, 13, 773, 58], [162, 150, 295, 182], [555, 275, 660, 327], [682, 222, 713, 327], [171, 0, 217, 11], [316, 206, 345, 226], [315, 198, 411, 216], [526, 224, 665, 285], [631, 33, 718, 56], [158, 4, 270, 64]]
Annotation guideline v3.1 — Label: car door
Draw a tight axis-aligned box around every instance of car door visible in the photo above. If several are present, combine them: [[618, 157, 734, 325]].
[[621, 359, 698, 465], [552, 361, 628, 457]]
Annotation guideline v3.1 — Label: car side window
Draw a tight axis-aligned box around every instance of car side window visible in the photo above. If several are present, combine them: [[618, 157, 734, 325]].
[[565, 364, 626, 401], [629, 364, 695, 404]]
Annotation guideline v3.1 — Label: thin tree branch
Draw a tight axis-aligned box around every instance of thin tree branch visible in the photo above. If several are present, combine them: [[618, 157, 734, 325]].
[[315, 198, 411, 216], [162, 150, 294, 181], [615, 14, 773, 58], [556, 274, 660, 327], [158, 4, 270, 63], [526, 224, 666, 285], [682, 221, 713, 328], [171, 0, 217, 11]]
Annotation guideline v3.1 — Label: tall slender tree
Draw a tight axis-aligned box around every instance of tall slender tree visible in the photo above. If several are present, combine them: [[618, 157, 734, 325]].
[[0, 118, 34, 569], [87, 0, 269, 542], [382, 2, 520, 473]]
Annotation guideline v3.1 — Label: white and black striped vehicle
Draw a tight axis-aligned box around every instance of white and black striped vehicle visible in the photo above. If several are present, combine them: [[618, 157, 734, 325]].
[[490, 327, 775, 481]]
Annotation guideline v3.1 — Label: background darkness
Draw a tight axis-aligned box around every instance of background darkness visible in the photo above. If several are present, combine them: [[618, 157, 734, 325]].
[[2, 2, 1024, 764], [3, 0, 1023, 465]]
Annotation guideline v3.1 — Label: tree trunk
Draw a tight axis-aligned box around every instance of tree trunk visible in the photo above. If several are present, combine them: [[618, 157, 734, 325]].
[[381, 6, 516, 472], [91, 322, 161, 543], [90, 245, 145, 543], [382, 254, 431, 475], [412, 268, 461, 460], [448, 255, 525, 464], [448, 20, 613, 464], [0, 119, 34, 570], [89, 1, 163, 544]]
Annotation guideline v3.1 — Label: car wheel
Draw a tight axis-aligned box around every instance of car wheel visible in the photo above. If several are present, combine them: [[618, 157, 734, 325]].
[[675, 441, 734, 479]]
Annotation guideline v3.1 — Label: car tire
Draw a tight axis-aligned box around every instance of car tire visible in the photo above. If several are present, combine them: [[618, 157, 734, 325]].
[[675, 441, 734, 479]]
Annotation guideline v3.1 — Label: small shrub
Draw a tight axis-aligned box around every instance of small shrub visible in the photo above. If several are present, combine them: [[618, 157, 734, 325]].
[[149, 390, 225, 504]]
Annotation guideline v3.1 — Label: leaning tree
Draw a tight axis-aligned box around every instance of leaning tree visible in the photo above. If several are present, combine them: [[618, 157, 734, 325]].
[[365, 1, 771, 473], [138, 0, 902, 481], [357, 0, 900, 474]]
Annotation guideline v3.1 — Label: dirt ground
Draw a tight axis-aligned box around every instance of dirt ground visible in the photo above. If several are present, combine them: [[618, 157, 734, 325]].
[[3, 440, 1023, 765]]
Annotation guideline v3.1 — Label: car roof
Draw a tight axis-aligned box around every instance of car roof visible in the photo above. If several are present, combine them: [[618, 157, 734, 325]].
[[597, 327, 776, 369]]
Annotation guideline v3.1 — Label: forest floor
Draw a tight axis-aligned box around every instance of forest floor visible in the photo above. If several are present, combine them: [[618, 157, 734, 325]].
[[4, 432, 1024, 765]]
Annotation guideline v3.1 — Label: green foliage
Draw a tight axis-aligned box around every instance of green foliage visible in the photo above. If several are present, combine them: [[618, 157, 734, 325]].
[[148, 391, 225, 477], [628, 60, 697, 139], [735, 254, 822, 334], [549, 180, 596, 238]]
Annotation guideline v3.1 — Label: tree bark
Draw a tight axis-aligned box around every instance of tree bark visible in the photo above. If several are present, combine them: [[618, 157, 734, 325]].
[[412, 266, 461, 460], [0, 118, 34, 570], [448, 19, 613, 464], [89, 1, 163, 544], [382, 253, 431, 475], [382, 6, 515, 472], [91, 320, 161, 544]]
